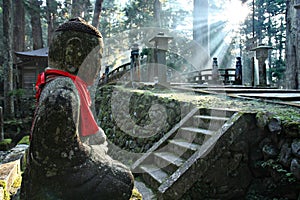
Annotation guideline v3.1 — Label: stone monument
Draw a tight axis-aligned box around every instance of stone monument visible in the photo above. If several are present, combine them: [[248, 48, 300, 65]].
[[20, 18, 134, 200], [251, 44, 273, 87], [149, 32, 173, 84]]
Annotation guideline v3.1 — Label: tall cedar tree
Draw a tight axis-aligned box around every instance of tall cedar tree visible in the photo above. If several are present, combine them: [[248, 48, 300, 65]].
[[92, 0, 103, 28], [46, 0, 57, 46], [29, 0, 43, 49], [3, 0, 14, 117], [13, 0, 25, 54]]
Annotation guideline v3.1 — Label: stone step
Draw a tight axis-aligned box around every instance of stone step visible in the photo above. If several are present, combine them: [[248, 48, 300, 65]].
[[167, 139, 200, 160], [154, 152, 184, 167], [134, 180, 156, 200], [193, 115, 229, 122], [193, 113, 230, 130], [140, 164, 169, 189], [180, 127, 214, 136], [153, 152, 185, 174], [168, 139, 200, 151], [176, 127, 213, 145], [0, 160, 21, 199], [200, 108, 236, 118]]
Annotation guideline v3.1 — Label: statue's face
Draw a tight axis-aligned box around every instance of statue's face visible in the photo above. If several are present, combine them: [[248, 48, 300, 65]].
[[78, 41, 103, 85]]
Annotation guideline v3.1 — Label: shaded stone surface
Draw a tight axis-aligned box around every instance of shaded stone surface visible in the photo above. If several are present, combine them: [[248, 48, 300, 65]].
[[291, 139, 300, 158], [279, 142, 292, 167], [291, 158, 300, 179], [262, 144, 279, 160], [267, 117, 282, 134]]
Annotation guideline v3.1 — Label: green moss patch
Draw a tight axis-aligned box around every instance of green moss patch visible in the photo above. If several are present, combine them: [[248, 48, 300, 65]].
[[18, 136, 30, 145], [130, 187, 143, 200]]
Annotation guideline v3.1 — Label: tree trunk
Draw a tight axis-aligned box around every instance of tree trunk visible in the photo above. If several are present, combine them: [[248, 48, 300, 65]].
[[13, 0, 25, 53], [46, 0, 57, 46], [285, 0, 299, 89], [71, 0, 83, 18], [154, 0, 162, 27], [92, 0, 103, 28], [3, 0, 15, 118], [29, 0, 43, 50], [193, 0, 209, 53]]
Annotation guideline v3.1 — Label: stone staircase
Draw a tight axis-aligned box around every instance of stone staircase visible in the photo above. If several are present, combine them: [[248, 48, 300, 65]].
[[131, 107, 242, 199]]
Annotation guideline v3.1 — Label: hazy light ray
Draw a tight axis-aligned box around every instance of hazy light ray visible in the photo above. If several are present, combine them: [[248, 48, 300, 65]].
[[211, 30, 233, 57]]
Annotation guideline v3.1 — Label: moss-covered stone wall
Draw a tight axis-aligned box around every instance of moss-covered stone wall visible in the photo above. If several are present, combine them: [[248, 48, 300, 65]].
[[95, 85, 188, 165]]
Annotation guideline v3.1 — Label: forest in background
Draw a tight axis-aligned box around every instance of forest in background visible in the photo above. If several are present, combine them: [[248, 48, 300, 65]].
[[0, 0, 295, 118]]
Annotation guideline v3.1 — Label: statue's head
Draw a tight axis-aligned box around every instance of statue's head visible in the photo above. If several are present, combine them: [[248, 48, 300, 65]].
[[48, 17, 103, 85]]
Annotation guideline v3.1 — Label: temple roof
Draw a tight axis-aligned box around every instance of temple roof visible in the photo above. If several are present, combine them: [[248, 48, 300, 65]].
[[15, 47, 48, 59]]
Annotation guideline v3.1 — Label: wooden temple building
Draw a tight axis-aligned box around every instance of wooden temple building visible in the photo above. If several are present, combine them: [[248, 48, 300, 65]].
[[14, 47, 48, 95]]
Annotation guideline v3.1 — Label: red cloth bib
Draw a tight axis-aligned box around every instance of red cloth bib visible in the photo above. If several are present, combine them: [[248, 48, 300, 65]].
[[35, 69, 99, 136]]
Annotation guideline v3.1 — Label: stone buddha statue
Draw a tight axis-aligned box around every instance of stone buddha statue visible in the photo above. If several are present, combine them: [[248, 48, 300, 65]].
[[20, 18, 134, 200]]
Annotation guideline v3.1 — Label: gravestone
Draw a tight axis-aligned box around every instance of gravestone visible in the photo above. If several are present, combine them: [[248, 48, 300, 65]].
[[20, 18, 134, 200]]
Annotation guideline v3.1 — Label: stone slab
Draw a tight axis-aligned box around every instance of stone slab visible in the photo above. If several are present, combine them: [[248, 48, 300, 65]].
[[134, 180, 156, 200], [0, 160, 21, 194], [0, 187, 4, 200]]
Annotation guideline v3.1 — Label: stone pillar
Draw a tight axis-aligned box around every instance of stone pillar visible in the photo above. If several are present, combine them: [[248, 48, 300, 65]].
[[130, 43, 140, 82], [235, 57, 242, 85], [251, 44, 273, 86], [149, 32, 173, 84]]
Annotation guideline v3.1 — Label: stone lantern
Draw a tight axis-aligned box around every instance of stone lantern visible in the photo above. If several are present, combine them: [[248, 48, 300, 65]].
[[149, 32, 173, 84], [251, 44, 273, 86]]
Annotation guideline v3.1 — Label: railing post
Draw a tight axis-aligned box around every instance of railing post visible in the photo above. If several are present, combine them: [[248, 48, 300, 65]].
[[104, 65, 110, 83], [130, 43, 140, 82], [235, 57, 242, 85], [212, 57, 219, 83]]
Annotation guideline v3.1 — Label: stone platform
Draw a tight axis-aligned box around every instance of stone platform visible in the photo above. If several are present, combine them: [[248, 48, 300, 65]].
[[171, 84, 300, 107]]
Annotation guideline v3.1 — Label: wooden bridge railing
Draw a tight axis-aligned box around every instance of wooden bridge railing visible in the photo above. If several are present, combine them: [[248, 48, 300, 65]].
[[186, 68, 237, 85], [98, 62, 239, 86], [98, 62, 131, 86]]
